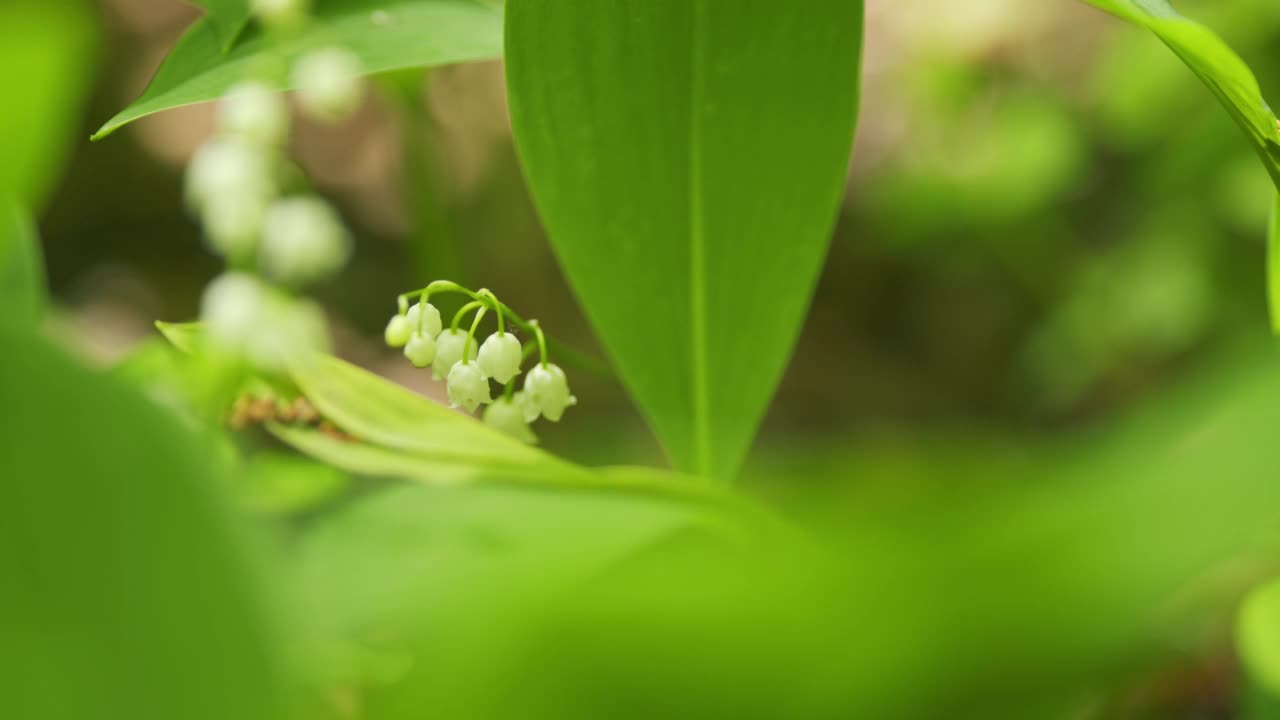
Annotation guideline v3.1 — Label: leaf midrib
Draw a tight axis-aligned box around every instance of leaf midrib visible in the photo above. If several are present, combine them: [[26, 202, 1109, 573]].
[[688, 0, 711, 477]]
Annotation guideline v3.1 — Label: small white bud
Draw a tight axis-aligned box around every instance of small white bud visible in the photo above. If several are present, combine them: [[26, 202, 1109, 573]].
[[259, 196, 352, 285], [483, 396, 537, 444], [185, 137, 274, 213], [292, 47, 364, 122], [201, 272, 266, 349], [523, 363, 576, 422], [432, 329, 476, 380], [405, 301, 443, 339], [384, 313, 412, 347], [251, 0, 310, 30], [447, 361, 491, 413], [404, 332, 436, 368], [220, 82, 289, 147], [476, 332, 522, 384]]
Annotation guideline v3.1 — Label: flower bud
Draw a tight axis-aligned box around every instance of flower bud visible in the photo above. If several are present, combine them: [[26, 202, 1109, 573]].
[[483, 396, 537, 444], [477, 331, 522, 384], [219, 82, 289, 146], [432, 329, 477, 380], [447, 361, 491, 413], [293, 47, 364, 122], [404, 332, 436, 368], [384, 313, 412, 347], [523, 363, 576, 422], [185, 137, 275, 213], [259, 196, 352, 285], [405, 301, 442, 339], [251, 0, 310, 31]]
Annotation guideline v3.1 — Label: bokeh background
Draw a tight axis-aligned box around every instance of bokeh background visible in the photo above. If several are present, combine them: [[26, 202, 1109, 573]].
[[19, 1, 1280, 717], [45, 0, 1280, 477]]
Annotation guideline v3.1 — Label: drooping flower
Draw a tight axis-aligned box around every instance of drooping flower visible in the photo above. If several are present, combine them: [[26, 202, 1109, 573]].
[[483, 396, 537, 444], [259, 196, 352, 286], [477, 331, 522, 384], [293, 47, 364, 122], [522, 363, 576, 422], [404, 332, 436, 368], [432, 329, 477, 380], [219, 82, 289, 147], [447, 361, 491, 412]]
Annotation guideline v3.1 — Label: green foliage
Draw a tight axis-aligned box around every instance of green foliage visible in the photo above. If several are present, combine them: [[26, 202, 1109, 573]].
[[93, 0, 503, 139], [505, 0, 863, 479], [0, 0, 94, 207], [191, 0, 253, 51], [1081, 0, 1280, 188], [0, 323, 287, 720], [0, 205, 46, 329]]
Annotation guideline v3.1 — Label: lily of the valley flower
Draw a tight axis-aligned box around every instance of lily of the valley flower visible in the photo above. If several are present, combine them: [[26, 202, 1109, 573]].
[[447, 361, 491, 412], [477, 331, 522, 384], [523, 363, 576, 422]]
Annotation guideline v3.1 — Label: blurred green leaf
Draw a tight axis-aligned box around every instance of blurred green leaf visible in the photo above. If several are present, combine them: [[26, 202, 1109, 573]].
[[1270, 193, 1280, 333], [242, 451, 350, 514], [0, 204, 46, 328], [1082, 0, 1280, 187], [0, 323, 287, 720], [1239, 577, 1280, 698], [293, 481, 726, 693], [192, 0, 253, 51], [505, 0, 863, 479], [94, 0, 503, 139], [156, 319, 203, 353]]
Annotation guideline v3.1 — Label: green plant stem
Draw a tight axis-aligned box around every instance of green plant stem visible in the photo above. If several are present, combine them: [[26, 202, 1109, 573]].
[[451, 299, 485, 331], [463, 304, 488, 359], [399, 281, 609, 375]]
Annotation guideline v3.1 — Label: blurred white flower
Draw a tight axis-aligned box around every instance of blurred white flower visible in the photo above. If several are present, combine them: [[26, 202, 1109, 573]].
[[293, 47, 364, 122], [219, 82, 289, 147], [259, 196, 352, 285]]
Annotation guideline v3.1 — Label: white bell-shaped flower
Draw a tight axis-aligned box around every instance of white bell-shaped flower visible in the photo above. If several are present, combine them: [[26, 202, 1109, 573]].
[[219, 82, 289, 147], [432, 329, 477, 380], [202, 274, 328, 370], [202, 272, 266, 349], [251, 0, 309, 29], [200, 191, 268, 262], [293, 47, 364, 122], [406, 301, 443, 339], [447, 361, 491, 413], [185, 137, 274, 214], [477, 331, 522, 384], [384, 313, 412, 348], [259, 196, 352, 285], [404, 332, 436, 368], [247, 295, 330, 370], [523, 363, 576, 422], [483, 396, 537, 444]]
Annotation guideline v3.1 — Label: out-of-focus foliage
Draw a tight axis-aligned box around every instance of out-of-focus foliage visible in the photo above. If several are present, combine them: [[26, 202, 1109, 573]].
[[0, 323, 286, 720]]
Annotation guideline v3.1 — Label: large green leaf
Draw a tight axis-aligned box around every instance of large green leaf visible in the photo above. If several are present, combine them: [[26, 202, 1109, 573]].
[[1081, 0, 1280, 187], [505, 0, 863, 479], [94, 0, 503, 139], [191, 0, 252, 52], [0, 323, 287, 720]]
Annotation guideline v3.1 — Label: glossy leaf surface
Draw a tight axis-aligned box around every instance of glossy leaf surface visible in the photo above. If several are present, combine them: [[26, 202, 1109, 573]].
[[506, 0, 863, 478]]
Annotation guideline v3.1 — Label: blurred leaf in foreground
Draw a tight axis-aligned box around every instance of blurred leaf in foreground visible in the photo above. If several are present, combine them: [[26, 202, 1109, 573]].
[[0, 323, 288, 720]]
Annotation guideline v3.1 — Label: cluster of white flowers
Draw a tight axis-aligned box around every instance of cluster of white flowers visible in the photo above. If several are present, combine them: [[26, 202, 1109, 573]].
[[187, 0, 366, 371], [384, 287, 576, 442]]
